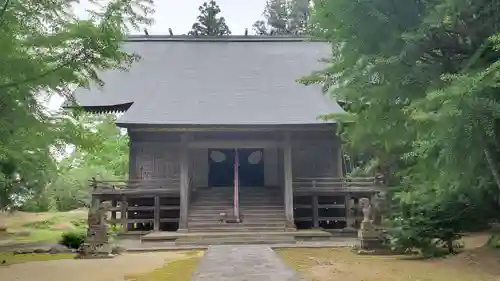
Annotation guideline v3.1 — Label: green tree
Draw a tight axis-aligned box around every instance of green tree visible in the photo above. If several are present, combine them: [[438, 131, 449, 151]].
[[0, 0, 152, 209], [48, 114, 129, 211], [252, 0, 310, 35], [188, 1, 231, 36], [307, 0, 500, 253]]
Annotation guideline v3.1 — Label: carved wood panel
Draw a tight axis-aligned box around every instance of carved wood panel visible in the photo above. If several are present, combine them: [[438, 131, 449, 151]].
[[133, 142, 180, 181], [292, 142, 338, 178]]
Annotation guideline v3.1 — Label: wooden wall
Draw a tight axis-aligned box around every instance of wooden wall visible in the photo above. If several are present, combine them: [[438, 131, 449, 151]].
[[130, 141, 181, 181], [292, 140, 341, 178], [128, 129, 342, 186]]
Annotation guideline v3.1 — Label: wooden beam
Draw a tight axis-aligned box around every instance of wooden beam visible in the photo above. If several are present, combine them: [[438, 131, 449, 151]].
[[312, 195, 319, 228], [283, 132, 295, 230], [111, 200, 117, 227], [128, 125, 335, 133], [188, 140, 281, 149], [153, 195, 160, 232], [178, 133, 190, 231], [120, 195, 128, 233], [345, 194, 356, 230]]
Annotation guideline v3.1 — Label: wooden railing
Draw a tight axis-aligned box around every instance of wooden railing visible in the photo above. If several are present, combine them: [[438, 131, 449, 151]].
[[90, 178, 181, 194], [293, 177, 383, 193]]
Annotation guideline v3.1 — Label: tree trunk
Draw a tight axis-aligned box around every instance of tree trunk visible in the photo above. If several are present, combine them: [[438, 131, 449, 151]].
[[446, 237, 455, 254], [484, 147, 500, 192]]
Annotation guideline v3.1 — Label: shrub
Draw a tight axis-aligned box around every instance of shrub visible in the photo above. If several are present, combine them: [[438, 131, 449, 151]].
[[487, 234, 500, 249], [59, 231, 86, 249], [388, 183, 490, 257], [70, 219, 87, 231]]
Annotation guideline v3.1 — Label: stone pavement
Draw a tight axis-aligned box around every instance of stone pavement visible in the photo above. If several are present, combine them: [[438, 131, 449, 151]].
[[0, 238, 357, 253], [191, 245, 302, 281]]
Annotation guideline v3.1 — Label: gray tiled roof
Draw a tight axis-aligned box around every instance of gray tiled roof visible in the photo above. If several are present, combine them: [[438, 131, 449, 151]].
[[72, 36, 343, 125]]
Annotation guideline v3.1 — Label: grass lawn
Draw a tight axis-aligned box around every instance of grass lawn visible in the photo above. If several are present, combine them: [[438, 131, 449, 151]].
[[0, 252, 75, 266], [123, 251, 203, 281], [277, 234, 500, 281], [0, 209, 87, 245]]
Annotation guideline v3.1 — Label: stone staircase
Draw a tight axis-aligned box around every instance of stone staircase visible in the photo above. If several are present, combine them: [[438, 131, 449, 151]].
[[187, 186, 287, 232], [176, 186, 293, 245]]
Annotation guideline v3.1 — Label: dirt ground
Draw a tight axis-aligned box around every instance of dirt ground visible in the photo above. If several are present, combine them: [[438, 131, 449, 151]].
[[0, 251, 199, 281], [277, 233, 500, 281]]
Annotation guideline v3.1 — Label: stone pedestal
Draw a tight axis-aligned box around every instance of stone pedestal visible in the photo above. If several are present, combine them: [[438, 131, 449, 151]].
[[285, 220, 297, 232], [77, 202, 115, 259], [358, 221, 382, 250]]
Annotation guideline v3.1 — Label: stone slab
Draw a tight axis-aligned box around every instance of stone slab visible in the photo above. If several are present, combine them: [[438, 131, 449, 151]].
[[191, 245, 302, 281]]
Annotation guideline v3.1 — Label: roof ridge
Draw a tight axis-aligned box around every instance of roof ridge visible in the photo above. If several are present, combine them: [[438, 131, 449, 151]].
[[125, 35, 327, 43]]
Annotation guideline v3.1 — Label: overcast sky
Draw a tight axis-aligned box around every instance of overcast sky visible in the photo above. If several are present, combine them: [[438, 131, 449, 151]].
[[75, 0, 268, 35], [48, 0, 267, 109]]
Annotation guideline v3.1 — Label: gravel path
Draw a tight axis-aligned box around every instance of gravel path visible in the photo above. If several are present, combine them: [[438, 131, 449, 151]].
[[191, 245, 302, 281], [0, 252, 191, 281]]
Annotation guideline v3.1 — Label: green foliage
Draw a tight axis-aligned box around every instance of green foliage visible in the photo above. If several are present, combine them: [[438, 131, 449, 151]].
[[59, 231, 86, 249], [389, 184, 491, 255], [0, 0, 152, 209], [70, 218, 87, 229], [48, 114, 129, 211], [23, 217, 61, 230], [309, 0, 500, 253], [487, 234, 500, 249], [188, 1, 231, 36], [19, 188, 52, 212], [253, 0, 311, 35]]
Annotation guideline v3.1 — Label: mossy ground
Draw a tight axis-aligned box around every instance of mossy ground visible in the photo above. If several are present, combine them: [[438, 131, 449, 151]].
[[276, 234, 500, 281], [0, 210, 87, 244], [0, 252, 75, 266], [123, 251, 203, 281]]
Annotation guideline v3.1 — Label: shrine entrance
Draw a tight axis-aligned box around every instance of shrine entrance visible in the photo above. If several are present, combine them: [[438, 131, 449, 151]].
[[208, 148, 264, 187]]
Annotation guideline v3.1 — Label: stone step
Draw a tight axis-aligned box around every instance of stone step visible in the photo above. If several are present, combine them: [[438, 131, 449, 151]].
[[187, 226, 286, 232], [190, 204, 284, 211], [188, 221, 285, 227], [196, 191, 279, 194], [175, 236, 295, 246], [191, 200, 283, 206], [191, 206, 283, 209], [189, 214, 285, 220], [189, 211, 284, 216], [189, 216, 285, 222]]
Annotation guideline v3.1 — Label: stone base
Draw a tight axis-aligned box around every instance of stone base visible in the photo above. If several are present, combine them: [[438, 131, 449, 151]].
[[76, 253, 115, 259], [358, 221, 383, 250], [285, 219, 296, 232], [359, 238, 382, 250]]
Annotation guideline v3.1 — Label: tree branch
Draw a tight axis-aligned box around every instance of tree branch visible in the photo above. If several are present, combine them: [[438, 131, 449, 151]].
[[0, 0, 11, 28], [0, 49, 88, 90]]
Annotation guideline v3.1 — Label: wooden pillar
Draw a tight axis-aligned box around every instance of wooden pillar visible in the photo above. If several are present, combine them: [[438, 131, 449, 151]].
[[128, 140, 137, 179], [153, 195, 161, 232], [179, 133, 190, 231], [337, 140, 344, 177], [283, 132, 295, 230], [120, 195, 128, 233], [111, 200, 117, 227], [312, 195, 319, 228], [345, 193, 356, 230]]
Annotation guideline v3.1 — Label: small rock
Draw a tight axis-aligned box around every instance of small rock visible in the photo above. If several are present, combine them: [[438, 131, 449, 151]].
[[49, 244, 71, 254], [111, 245, 126, 255], [13, 249, 34, 255]]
